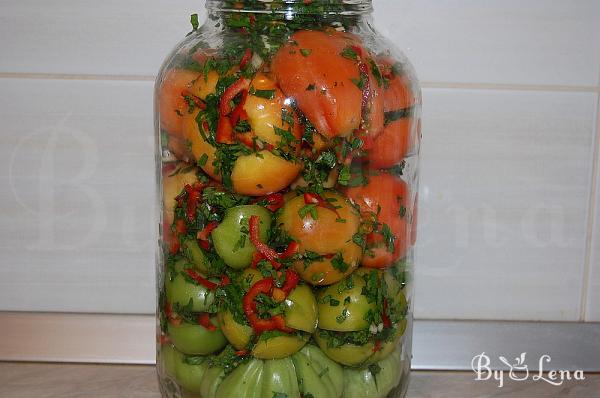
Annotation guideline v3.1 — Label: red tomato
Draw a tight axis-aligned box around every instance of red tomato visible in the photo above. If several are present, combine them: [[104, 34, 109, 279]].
[[366, 57, 416, 169], [271, 30, 384, 140], [346, 174, 411, 268]]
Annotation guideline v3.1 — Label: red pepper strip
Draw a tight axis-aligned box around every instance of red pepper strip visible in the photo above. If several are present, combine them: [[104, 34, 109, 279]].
[[250, 251, 265, 268], [239, 48, 253, 70], [216, 115, 235, 144], [219, 77, 251, 115], [220, 274, 231, 286], [197, 221, 219, 242], [373, 339, 383, 353], [236, 132, 256, 150], [165, 303, 182, 325], [181, 90, 207, 110], [230, 101, 248, 126], [351, 44, 365, 59], [303, 192, 341, 218], [184, 268, 219, 290], [264, 193, 285, 212], [198, 240, 210, 251], [280, 241, 300, 259], [185, 184, 202, 221], [198, 313, 217, 331], [169, 240, 180, 255], [281, 269, 300, 295], [235, 349, 250, 357], [382, 299, 392, 328], [159, 334, 171, 345], [249, 215, 281, 269], [175, 219, 187, 235], [243, 278, 293, 334]]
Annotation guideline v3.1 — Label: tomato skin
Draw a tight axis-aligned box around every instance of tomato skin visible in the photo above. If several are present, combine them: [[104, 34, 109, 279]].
[[243, 73, 301, 145], [278, 191, 362, 285], [158, 69, 200, 137], [271, 30, 383, 140], [346, 174, 411, 268], [367, 118, 411, 170], [367, 57, 416, 169]]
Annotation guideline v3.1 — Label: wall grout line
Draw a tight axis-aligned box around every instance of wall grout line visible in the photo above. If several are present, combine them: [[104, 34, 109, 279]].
[[421, 82, 600, 93], [579, 66, 600, 322], [0, 72, 599, 93], [0, 72, 156, 82]]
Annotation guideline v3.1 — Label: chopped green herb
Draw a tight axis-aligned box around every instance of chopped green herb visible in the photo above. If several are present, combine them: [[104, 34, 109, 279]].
[[300, 48, 312, 57], [299, 204, 318, 220], [198, 153, 209, 167], [341, 46, 359, 60], [336, 308, 349, 324], [190, 13, 199, 30], [331, 253, 349, 273], [337, 165, 351, 186], [249, 87, 276, 100], [381, 223, 396, 253], [384, 106, 413, 125]]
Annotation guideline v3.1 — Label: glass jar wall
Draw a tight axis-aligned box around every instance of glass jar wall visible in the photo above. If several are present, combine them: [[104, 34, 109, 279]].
[[155, 1, 421, 397]]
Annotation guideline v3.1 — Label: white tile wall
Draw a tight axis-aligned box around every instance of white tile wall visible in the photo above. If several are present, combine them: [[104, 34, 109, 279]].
[[0, 0, 599, 321], [416, 88, 597, 321], [0, 0, 202, 76], [0, 78, 155, 313], [586, 109, 600, 321], [374, 0, 600, 86]]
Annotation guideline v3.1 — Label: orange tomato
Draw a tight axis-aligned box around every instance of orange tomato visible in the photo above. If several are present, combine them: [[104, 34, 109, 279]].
[[366, 57, 416, 169], [278, 192, 362, 285], [271, 30, 384, 140], [346, 174, 411, 268], [158, 69, 201, 137]]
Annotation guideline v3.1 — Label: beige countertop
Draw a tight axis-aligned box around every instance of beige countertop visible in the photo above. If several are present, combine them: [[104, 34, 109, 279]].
[[0, 363, 598, 398]]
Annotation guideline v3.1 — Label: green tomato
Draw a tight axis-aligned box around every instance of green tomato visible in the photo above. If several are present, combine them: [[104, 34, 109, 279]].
[[168, 318, 227, 355], [217, 309, 252, 350], [314, 332, 374, 367], [284, 284, 318, 333], [199, 362, 226, 398], [342, 346, 404, 398], [181, 239, 211, 274], [175, 356, 210, 394], [196, 345, 345, 398], [160, 344, 178, 378], [317, 271, 376, 332], [252, 334, 308, 359], [366, 320, 407, 364], [212, 205, 271, 269], [291, 344, 344, 398], [216, 357, 300, 398], [166, 266, 216, 313]]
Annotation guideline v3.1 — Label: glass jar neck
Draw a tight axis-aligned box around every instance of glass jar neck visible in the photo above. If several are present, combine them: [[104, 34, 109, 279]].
[[206, 0, 373, 16]]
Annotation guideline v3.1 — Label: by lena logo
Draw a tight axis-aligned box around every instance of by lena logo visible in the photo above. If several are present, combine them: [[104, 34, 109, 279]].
[[471, 352, 585, 388]]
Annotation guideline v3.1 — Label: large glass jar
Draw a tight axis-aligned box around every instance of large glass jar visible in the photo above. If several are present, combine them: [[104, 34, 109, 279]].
[[155, 1, 421, 397]]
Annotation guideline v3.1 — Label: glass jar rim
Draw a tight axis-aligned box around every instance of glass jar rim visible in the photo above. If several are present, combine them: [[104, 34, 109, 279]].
[[205, 0, 373, 14]]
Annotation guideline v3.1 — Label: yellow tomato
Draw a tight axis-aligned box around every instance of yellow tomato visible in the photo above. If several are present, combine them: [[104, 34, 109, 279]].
[[244, 73, 301, 145], [231, 151, 302, 196]]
